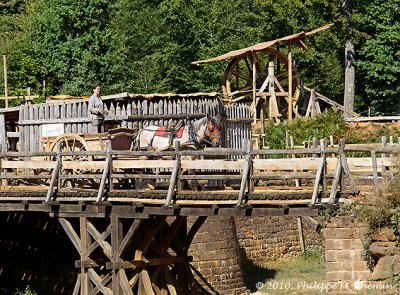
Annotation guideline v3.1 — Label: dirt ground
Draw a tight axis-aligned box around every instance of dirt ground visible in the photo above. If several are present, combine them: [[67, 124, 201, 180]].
[[345, 121, 400, 141]]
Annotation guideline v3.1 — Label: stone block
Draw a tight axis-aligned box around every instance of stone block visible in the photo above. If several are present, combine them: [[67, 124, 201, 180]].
[[370, 242, 399, 258], [371, 255, 400, 280], [326, 250, 337, 262], [326, 271, 340, 281], [371, 226, 396, 242], [352, 261, 370, 272]]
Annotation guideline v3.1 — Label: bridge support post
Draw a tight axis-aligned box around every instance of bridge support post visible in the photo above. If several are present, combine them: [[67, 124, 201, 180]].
[[59, 213, 207, 294]]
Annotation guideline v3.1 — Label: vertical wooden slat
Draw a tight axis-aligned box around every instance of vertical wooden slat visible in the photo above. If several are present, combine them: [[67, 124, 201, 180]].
[[165, 142, 181, 207], [96, 141, 112, 203], [111, 214, 123, 294], [237, 139, 252, 205], [371, 150, 380, 197], [0, 115, 6, 152], [127, 100, 132, 129], [72, 103, 77, 133], [297, 217, 305, 254], [45, 142, 61, 203], [311, 140, 326, 205], [80, 216, 90, 295], [381, 136, 387, 157]]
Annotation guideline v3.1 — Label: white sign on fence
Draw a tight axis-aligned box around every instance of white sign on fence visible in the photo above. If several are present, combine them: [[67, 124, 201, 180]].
[[42, 123, 64, 137]]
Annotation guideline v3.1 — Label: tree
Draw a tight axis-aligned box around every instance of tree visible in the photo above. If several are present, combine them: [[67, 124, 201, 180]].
[[341, 0, 355, 117], [25, 0, 116, 96], [355, 0, 400, 115]]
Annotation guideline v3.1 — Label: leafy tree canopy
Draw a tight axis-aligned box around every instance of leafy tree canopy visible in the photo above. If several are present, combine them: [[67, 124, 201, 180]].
[[0, 0, 398, 115]]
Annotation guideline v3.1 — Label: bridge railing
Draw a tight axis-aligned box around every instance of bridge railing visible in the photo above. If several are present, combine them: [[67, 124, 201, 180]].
[[0, 140, 398, 206]]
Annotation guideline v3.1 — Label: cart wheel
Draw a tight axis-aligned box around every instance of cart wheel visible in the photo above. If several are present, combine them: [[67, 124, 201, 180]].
[[50, 134, 93, 189], [222, 48, 300, 114]]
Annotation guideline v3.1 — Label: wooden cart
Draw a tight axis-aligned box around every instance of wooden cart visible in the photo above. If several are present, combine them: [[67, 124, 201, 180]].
[[40, 128, 137, 188], [41, 128, 137, 155]]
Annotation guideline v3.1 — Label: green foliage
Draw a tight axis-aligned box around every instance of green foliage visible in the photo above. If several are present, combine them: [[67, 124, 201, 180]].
[[0, 0, 398, 115], [25, 0, 116, 96], [355, 0, 400, 115], [15, 286, 38, 295], [264, 109, 347, 148]]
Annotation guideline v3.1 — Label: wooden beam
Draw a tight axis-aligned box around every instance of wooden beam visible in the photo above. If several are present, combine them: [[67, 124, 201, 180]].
[[86, 221, 112, 259], [59, 218, 81, 253], [96, 142, 112, 203], [88, 225, 112, 256], [111, 214, 123, 294], [87, 269, 112, 295], [165, 141, 181, 207], [238, 140, 252, 206], [80, 216, 91, 294], [252, 51, 257, 122], [45, 142, 61, 203], [118, 219, 142, 257], [297, 217, 305, 254], [0, 115, 6, 152], [3, 55, 8, 108], [288, 43, 293, 121]]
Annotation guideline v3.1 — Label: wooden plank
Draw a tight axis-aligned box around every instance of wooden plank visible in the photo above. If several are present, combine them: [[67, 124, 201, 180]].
[[165, 142, 181, 207], [346, 116, 400, 122], [179, 174, 241, 180], [181, 159, 246, 170], [118, 219, 142, 257], [96, 144, 112, 203], [111, 214, 122, 294], [329, 156, 342, 203], [86, 221, 112, 259], [80, 216, 90, 295], [340, 153, 357, 194], [237, 141, 252, 205], [253, 158, 322, 171], [45, 143, 61, 203], [0, 115, 6, 152], [113, 160, 175, 169], [72, 274, 81, 295], [59, 218, 81, 253], [88, 225, 111, 256], [141, 269, 156, 295], [311, 142, 326, 205], [297, 217, 305, 254], [371, 150, 380, 196], [119, 269, 134, 295], [0, 160, 57, 169], [251, 173, 316, 180], [62, 161, 106, 170], [87, 269, 113, 295]]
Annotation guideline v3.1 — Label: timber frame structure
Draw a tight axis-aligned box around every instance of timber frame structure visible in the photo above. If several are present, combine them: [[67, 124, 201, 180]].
[[192, 24, 334, 123]]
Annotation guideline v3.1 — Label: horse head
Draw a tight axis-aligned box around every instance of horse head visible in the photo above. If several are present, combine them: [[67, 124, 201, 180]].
[[204, 114, 222, 147]]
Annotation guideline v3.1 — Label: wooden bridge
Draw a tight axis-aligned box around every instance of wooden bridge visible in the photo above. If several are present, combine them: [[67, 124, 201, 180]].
[[0, 140, 398, 294]]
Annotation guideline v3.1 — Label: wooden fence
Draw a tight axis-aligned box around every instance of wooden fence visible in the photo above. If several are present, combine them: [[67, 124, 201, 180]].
[[0, 140, 398, 207], [16, 94, 252, 152]]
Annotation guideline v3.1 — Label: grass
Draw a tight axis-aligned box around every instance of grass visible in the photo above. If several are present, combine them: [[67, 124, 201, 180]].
[[254, 249, 326, 295]]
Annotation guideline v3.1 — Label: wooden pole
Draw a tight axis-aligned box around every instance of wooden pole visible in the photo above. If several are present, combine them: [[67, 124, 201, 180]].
[[287, 43, 293, 121], [252, 51, 257, 122], [297, 217, 305, 255], [3, 55, 8, 109]]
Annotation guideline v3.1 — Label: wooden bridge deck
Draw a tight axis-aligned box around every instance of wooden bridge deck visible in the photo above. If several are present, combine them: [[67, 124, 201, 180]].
[[0, 140, 398, 217]]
